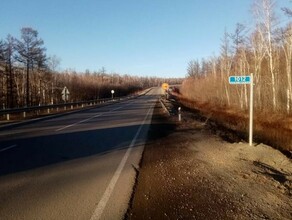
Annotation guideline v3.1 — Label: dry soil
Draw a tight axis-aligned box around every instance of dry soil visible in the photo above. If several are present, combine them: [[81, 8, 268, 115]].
[[126, 100, 292, 220]]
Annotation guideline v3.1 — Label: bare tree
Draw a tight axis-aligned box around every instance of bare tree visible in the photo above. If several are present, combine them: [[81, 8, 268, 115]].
[[182, 0, 292, 116], [47, 55, 61, 73], [280, 23, 292, 113], [187, 60, 200, 78], [3, 35, 16, 108], [253, 0, 278, 110], [219, 30, 233, 106], [230, 23, 246, 51], [0, 40, 5, 109], [282, 5, 292, 17], [0, 40, 4, 61], [230, 23, 249, 109], [15, 27, 46, 106], [282, 1, 292, 111], [249, 28, 267, 110], [47, 55, 61, 104]]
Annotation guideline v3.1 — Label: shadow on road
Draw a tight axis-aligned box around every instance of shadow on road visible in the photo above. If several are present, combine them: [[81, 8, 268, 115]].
[[0, 103, 175, 177]]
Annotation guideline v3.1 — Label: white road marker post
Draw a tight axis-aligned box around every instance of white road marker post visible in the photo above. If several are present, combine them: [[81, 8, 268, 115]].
[[249, 73, 254, 146], [111, 90, 115, 99]]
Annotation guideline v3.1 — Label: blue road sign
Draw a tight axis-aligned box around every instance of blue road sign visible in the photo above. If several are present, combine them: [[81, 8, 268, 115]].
[[229, 76, 251, 84]]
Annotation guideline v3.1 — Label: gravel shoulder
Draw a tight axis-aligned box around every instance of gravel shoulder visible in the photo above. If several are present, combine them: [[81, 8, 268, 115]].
[[126, 100, 292, 220]]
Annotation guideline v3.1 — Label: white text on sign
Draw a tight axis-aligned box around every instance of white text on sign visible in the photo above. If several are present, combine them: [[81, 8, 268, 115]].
[[229, 76, 251, 84]]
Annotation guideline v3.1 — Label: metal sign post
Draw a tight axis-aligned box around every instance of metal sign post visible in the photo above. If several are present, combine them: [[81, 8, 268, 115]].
[[229, 74, 254, 146], [249, 73, 253, 146]]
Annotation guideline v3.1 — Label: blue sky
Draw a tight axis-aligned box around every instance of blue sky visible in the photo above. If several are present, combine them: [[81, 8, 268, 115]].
[[0, 0, 290, 77]]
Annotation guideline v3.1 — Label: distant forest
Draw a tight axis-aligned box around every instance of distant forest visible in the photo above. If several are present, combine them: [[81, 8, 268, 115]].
[[183, 0, 292, 115], [0, 28, 182, 109]]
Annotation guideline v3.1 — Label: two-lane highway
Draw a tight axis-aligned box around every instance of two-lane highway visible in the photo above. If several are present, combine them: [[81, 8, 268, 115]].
[[0, 87, 162, 220]]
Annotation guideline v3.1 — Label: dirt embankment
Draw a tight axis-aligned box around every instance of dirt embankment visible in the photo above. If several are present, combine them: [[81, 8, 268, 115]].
[[126, 100, 292, 220]]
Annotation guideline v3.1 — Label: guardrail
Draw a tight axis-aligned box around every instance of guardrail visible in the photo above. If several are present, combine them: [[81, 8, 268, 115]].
[[0, 88, 153, 121], [0, 91, 148, 121]]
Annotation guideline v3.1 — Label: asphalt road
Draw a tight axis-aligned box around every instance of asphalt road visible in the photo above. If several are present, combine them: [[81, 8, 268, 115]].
[[0, 87, 161, 220]]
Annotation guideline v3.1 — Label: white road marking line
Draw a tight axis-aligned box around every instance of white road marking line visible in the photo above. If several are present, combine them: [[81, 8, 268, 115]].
[[90, 107, 153, 220], [110, 102, 132, 112], [55, 113, 102, 132], [55, 102, 132, 132], [0, 144, 17, 153], [55, 121, 80, 132], [0, 131, 23, 136], [110, 106, 123, 111]]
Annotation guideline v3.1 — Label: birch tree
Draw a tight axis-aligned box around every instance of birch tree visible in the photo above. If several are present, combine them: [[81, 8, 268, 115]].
[[280, 23, 292, 113], [230, 23, 248, 109], [220, 30, 233, 106], [0, 40, 5, 108], [253, 0, 278, 110]]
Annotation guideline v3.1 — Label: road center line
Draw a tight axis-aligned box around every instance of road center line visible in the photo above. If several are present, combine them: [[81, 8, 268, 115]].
[[55, 113, 102, 132], [55, 102, 133, 132], [90, 106, 153, 220], [110, 106, 123, 111], [0, 144, 17, 153]]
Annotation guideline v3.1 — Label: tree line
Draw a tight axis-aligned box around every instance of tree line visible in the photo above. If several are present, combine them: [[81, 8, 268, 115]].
[[183, 0, 292, 115], [0, 28, 182, 109]]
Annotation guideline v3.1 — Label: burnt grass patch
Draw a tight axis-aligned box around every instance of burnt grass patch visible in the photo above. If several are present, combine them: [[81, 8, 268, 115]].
[[170, 93, 292, 158], [168, 95, 245, 143]]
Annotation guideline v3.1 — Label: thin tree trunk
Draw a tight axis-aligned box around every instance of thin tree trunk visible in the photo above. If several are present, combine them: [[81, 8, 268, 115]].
[[9, 58, 13, 108], [26, 61, 29, 106]]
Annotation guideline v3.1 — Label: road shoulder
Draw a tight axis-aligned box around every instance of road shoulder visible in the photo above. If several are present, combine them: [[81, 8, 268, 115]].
[[126, 101, 292, 219]]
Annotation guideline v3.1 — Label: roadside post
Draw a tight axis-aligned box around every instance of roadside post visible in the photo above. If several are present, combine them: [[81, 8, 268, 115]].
[[111, 90, 115, 99], [229, 74, 254, 146]]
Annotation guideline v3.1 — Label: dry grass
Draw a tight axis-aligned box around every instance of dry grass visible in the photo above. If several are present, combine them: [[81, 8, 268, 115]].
[[173, 93, 292, 153]]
